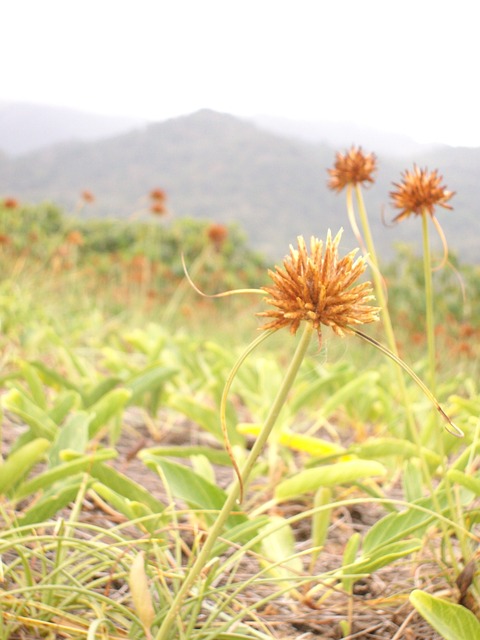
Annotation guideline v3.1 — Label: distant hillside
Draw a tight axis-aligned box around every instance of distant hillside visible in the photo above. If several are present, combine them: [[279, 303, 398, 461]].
[[0, 102, 147, 155], [250, 115, 440, 158], [1, 108, 478, 262]]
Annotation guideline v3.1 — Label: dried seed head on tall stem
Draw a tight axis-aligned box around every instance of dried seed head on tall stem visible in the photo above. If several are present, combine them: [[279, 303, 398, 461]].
[[327, 146, 377, 192], [257, 230, 380, 344], [390, 165, 455, 222]]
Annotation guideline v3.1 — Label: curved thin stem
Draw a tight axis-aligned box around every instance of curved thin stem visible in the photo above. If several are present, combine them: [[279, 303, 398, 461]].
[[351, 327, 463, 438], [220, 329, 276, 502]]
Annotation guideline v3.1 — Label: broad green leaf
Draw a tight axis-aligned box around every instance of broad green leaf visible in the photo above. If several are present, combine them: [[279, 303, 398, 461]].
[[448, 469, 480, 495], [0, 438, 50, 494], [88, 388, 131, 437], [290, 367, 347, 413], [318, 371, 379, 419], [260, 516, 303, 582], [361, 488, 474, 555], [166, 394, 243, 446], [84, 460, 165, 514], [31, 360, 79, 393], [352, 437, 441, 467], [410, 589, 480, 640], [2, 388, 58, 439], [15, 449, 117, 499], [49, 411, 92, 467], [20, 362, 47, 409], [125, 364, 177, 406], [18, 479, 84, 526], [342, 532, 361, 591], [141, 445, 232, 466], [275, 460, 386, 501], [312, 487, 332, 552], [82, 377, 122, 408], [403, 458, 424, 503], [48, 390, 79, 425], [349, 539, 421, 575], [141, 455, 246, 528], [91, 483, 162, 533]]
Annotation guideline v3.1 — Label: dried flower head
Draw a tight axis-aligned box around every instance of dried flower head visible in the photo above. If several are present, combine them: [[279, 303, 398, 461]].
[[327, 146, 377, 192], [390, 165, 454, 222], [81, 190, 95, 204], [66, 230, 84, 246], [2, 197, 19, 210], [150, 188, 167, 201], [257, 230, 380, 341], [207, 223, 228, 250], [150, 202, 167, 216]]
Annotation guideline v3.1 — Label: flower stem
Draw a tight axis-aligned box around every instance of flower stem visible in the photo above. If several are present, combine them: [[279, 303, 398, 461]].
[[422, 210, 436, 392], [154, 323, 314, 640], [352, 185, 398, 356]]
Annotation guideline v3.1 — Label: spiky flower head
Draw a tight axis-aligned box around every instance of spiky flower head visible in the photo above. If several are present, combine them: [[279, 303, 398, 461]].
[[390, 165, 454, 222], [327, 146, 377, 192], [257, 230, 380, 342]]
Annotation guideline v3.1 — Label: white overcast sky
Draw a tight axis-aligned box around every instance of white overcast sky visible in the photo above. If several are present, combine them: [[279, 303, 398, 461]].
[[2, 0, 479, 146]]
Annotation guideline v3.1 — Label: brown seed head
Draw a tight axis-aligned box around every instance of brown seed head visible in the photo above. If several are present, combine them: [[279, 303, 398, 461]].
[[66, 230, 84, 246], [327, 146, 377, 192], [257, 230, 380, 341], [390, 165, 454, 222], [207, 223, 228, 249], [150, 188, 167, 201], [2, 197, 19, 210], [150, 202, 167, 216], [81, 190, 95, 203]]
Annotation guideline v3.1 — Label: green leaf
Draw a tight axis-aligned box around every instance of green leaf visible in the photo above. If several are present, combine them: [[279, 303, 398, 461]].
[[317, 371, 379, 419], [31, 360, 80, 393], [352, 437, 441, 467], [125, 364, 177, 406], [0, 438, 51, 494], [20, 362, 47, 410], [2, 388, 58, 439], [18, 480, 85, 526], [275, 460, 386, 501], [141, 445, 232, 466], [166, 394, 243, 446], [90, 483, 162, 533], [410, 589, 480, 640], [88, 388, 131, 437], [49, 411, 92, 467], [141, 455, 246, 528], [448, 469, 480, 495], [88, 460, 165, 515], [350, 539, 422, 575], [260, 516, 303, 582], [83, 377, 122, 408], [48, 390, 79, 425], [362, 489, 473, 556], [15, 449, 117, 499]]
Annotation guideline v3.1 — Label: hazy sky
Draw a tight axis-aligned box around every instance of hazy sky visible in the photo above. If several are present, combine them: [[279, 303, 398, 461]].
[[2, 1, 479, 146]]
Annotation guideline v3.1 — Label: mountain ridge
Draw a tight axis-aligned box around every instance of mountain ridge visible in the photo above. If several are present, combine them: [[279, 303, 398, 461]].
[[1, 106, 478, 262]]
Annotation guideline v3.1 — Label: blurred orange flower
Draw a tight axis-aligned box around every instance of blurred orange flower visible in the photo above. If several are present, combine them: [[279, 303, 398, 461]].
[[390, 165, 454, 222], [327, 147, 377, 192]]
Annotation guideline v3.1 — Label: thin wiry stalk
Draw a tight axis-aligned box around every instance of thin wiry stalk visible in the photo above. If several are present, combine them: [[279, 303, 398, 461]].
[[351, 328, 463, 438], [422, 210, 436, 393]]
